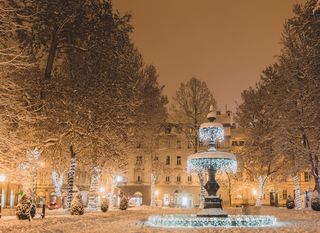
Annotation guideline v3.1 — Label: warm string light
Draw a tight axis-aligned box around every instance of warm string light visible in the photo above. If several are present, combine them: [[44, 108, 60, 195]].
[[147, 215, 277, 228], [187, 158, 237, 174]]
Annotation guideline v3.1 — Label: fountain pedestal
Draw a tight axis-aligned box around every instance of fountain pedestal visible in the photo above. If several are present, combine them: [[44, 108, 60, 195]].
[[197, 169, 228, 217]]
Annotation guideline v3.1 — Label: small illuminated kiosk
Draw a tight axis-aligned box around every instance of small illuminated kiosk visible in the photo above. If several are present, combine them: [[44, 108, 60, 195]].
[[187, 106, 237, 217]]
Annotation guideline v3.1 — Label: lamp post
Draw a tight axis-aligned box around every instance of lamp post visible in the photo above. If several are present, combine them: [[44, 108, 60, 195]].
[[0, 174, 6, 218]]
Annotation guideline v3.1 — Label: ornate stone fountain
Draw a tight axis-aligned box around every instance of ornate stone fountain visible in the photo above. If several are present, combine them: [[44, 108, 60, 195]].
[[146, 107, 277, 228], [187, 105, 236, 217]]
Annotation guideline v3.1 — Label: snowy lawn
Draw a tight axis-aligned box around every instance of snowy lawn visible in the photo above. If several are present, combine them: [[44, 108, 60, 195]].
[[0, 206, 319, 233]]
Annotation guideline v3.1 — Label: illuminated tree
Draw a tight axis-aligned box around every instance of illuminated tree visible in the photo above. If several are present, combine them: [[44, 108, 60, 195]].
[[236, 70, 285, 207]]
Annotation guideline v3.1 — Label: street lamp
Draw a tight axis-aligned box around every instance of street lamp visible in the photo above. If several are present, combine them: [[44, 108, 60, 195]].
[[0, 175, 5, 183], [155, 190, 159, 196], [252, 189, 257, 196]]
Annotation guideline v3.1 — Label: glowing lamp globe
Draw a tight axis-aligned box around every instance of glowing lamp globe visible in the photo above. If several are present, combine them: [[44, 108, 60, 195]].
[[0, 174, 5, 182]]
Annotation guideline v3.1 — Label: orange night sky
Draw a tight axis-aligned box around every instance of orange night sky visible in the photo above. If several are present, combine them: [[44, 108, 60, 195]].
[[114, 0, 306, 111]]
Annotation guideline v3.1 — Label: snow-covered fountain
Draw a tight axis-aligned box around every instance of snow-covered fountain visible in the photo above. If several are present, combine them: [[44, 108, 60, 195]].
[[147, 106, 277, 228]]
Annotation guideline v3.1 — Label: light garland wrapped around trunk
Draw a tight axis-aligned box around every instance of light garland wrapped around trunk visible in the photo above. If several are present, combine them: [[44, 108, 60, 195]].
[[293, 175, 302, 210], [150, 174, 156, 207], [256, 176, 267, 207], [88, 167, 102, 210], [52, 171, 64, 197], [109, 176, 116, 210], [66, 146, 76, 209]]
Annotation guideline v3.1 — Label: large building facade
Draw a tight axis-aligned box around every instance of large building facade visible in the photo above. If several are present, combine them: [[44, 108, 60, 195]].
[[0, 111, 315, 209], [118, 111, 237, 207], [118, 111, 316, 208]]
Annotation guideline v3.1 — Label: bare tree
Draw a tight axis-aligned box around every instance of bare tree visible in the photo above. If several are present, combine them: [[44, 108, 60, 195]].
[[171, 77, 217, 153]]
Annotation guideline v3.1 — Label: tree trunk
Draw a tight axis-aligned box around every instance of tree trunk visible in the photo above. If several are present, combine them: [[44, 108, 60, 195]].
[[87, 167, 102, 211], [314, 175, 320, 198], [198, 172, 206, 208], [109, 176, 116, 210], [293, 174, 302, 210], [227, 172, 232, 207], [150, 174, 156, 207], [256, 176, 267, 207], [44, 28, 58, 80], [66, 145, 76, 209], [52, 171, 63, 197], [30, 166, 37, 200], [52, 171, 64, 208]]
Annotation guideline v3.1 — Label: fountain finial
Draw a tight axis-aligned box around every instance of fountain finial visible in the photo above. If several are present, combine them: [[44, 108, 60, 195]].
[[207, 105, 216, 122]]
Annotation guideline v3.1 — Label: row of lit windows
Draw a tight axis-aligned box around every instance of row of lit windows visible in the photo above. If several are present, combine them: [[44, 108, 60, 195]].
[[166, 156, 182, 165], [135, 155, 183, 166], [164, 175, 192, 183], [231, 140, 245, 146], [137, 175, 193, 183]]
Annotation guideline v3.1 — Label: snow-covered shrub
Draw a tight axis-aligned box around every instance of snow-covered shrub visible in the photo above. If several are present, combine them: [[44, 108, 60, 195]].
[[286, 195, 294, 209], [101, 198, 109, 212], [16, 194, 36, 220], [286, 200, 294, 209], [119, 196, 128, 210], [70, 193, 84, 215], [311, 196, 320, 211]]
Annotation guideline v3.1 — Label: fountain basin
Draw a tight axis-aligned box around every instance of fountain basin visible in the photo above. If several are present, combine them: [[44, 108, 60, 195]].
[[147, 214, 277, 228], [187, 151, 237, 173]]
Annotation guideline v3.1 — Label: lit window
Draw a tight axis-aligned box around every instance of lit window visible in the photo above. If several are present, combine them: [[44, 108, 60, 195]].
[[304, 172, 312, 182], [239, 141, 245, 146], [232, 141, 238, 146], [177, 156, 181, 165]]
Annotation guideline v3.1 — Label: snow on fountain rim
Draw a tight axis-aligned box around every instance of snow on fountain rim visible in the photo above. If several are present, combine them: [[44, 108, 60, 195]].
[[188, 151, 236, 161], [147, 214, 277, 228], [200, 122, 223, 129]]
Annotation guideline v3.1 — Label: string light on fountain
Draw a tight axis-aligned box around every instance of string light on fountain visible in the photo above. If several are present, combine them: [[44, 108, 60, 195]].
[[187, 156, 237, 174], [198, 106, 224, 150], [187, 105, 237, 175]]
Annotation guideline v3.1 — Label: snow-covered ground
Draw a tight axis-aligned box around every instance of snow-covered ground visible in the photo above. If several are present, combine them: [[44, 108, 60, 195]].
[[0, 206, 319, 233]]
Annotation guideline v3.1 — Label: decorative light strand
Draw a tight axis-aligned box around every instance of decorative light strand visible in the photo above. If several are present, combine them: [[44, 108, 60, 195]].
[[199, 126, 224, 144], [147, 214, 277, 228], [187, 158, 237, 174], [52, 171, 64, 197]]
